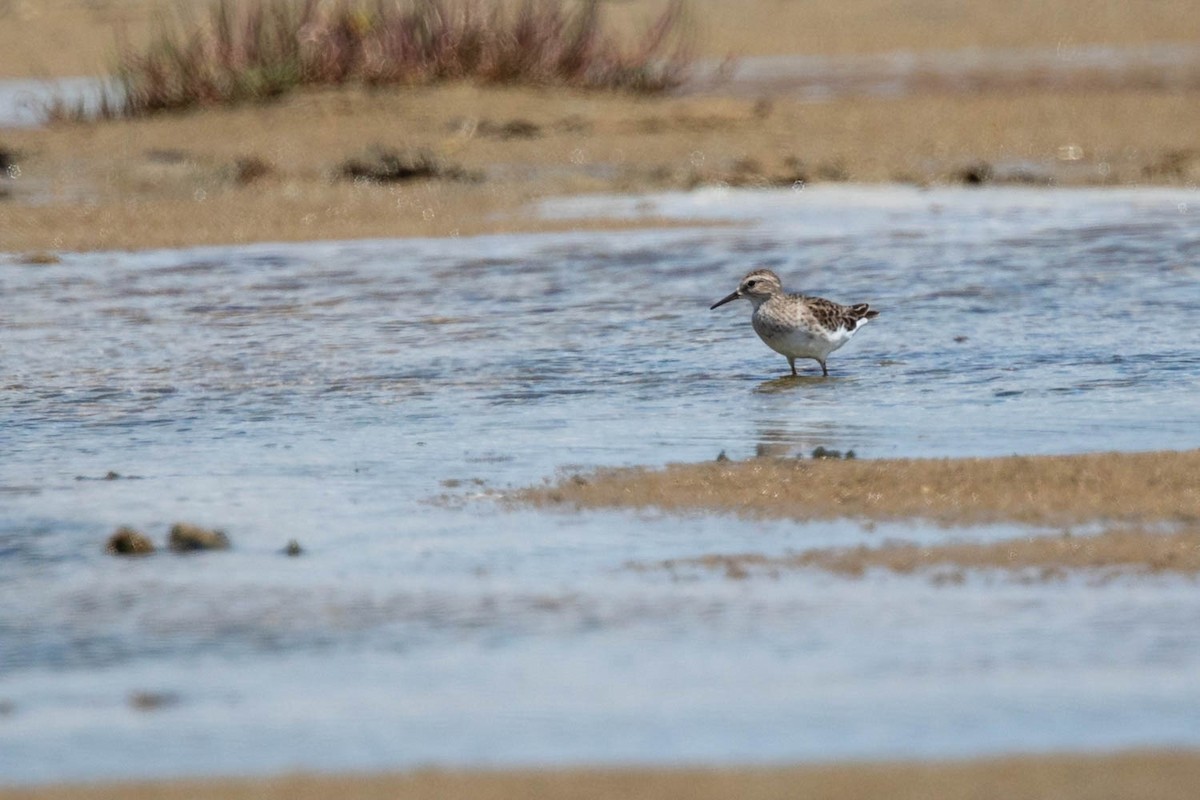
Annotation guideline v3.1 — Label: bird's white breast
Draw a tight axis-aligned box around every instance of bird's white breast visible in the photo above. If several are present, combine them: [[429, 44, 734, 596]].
[[752, 311, 862, 360]]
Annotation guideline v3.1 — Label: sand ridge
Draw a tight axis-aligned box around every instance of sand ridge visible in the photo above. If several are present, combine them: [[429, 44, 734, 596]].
[[513, 449, 1200, 526], [5, 751, 1200, 800], [636, 526, 1200, 580], [514, 449, 1200, 576]]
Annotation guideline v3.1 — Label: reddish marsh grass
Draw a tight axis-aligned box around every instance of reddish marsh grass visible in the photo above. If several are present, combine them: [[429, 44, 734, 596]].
[[46, 0, 693, 120]]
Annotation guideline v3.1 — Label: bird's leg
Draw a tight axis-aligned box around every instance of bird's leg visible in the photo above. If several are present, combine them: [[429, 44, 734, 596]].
[[788, 357, 797, 376], [818, 359, 828, 377]]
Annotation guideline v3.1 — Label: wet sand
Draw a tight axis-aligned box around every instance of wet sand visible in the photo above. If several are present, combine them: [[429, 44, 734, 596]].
[[4, 85, 1199, 252], [517, 450, 1200, 576], [640, 526, 1200, 580], [6, 751, 1200, 800], [2, 1, 1200, 252], [515, 449, 1200, 526]]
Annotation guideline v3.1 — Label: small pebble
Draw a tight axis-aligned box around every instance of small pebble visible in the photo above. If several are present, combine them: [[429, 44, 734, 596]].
[[129, 691, 179, 711], [22, 252, 61, 265], [169, 522, 230, 552], [283, 539, 303, 557], [105, 526, 155, 556]]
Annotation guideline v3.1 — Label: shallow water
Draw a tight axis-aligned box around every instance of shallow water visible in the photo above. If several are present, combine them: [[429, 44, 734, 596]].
[[0, 78, 111, 129], [3, 186, 1200, 783], [701, 43, 1200, 99]]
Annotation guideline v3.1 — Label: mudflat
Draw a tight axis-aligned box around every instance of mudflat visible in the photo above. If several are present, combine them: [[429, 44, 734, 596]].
[[515, 449, 1200, 576], [2, 0, 1200, 252], [514, 449, 1200, 526]]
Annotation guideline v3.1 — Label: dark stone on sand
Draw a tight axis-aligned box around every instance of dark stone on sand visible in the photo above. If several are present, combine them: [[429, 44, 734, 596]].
[[106, 526, 156, 556], [478, 118, 542, 139], [21, 252, 61, 265], [233, 155, 274, 185], [283, 539, 303, 557], [338, 147, 478, 184], [169, 522, 230, 552], [958, 162, 994, 185]]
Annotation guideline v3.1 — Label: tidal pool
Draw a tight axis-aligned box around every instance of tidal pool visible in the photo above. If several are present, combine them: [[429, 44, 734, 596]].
[[2, 186, 1199, 783]]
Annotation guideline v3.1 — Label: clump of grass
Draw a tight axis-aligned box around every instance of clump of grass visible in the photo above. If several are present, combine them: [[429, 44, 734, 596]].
[[48, 0, 692, 121], [337, 146, 478, 182]]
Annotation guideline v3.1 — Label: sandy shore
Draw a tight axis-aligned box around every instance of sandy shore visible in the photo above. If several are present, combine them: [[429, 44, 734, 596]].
[[2, 0, 1200, 252], [515, 449, 1200, 526], [6, 751, 1200, 800], [515, 449, 1200, 575], [638, 526, 1200, 581]]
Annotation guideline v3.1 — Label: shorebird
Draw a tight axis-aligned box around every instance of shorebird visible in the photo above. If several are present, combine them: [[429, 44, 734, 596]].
[[710, 269, 879, 376]]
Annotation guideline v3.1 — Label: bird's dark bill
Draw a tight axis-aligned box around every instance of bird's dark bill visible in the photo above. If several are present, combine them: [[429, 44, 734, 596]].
[[710, 291, 740, 310]]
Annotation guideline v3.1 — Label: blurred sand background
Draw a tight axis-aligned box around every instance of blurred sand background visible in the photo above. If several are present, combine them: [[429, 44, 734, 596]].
[[5, 751, 1200, 800], [2, 0, 1199, 251]]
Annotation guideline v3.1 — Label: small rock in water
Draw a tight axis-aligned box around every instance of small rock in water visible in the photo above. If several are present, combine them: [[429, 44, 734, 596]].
[[21, 252, 61, 265], [76, 471, 141, 481], [169, 522, 230, 552], [812, 446, 843, 460], [105, 526, 155, 556], [129, 691, 180, 711], [716, 450, 730, 462], [283, 539, 304, 557]]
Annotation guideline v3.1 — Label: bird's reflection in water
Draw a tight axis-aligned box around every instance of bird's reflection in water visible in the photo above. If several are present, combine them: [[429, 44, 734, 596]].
[[754, 374, 830, 393], [752, 421, 874, 461]]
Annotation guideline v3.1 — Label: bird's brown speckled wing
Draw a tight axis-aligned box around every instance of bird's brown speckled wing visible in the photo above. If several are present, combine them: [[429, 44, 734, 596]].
[[803, 296, 879, 333]]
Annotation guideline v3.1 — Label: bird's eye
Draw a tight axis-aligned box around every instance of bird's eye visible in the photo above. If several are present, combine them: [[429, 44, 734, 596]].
[[746, 279, 757, 287]]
